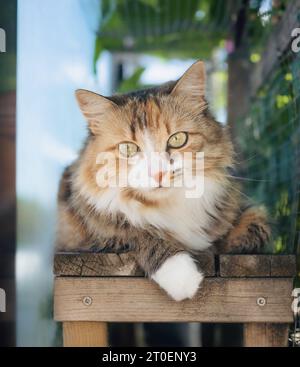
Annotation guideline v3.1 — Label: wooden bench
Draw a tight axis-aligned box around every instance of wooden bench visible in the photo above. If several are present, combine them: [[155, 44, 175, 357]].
[[53, 252, 296, 347]]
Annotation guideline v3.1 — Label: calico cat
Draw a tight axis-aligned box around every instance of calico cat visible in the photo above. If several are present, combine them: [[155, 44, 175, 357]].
[[56, 61, 270, 301]]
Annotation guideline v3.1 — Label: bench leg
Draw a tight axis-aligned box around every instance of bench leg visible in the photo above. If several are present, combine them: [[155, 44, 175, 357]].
[[63, 321, 108, 347], [243, 323, 289, 347]]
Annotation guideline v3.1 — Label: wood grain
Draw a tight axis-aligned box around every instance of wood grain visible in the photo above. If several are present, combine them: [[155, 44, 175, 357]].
[[220, 255, 296, 277], [54, 277, 293, 323], [54, 251, 215, 277], [243, 323, 289, 347], [54, 253, 296, 278], [63, 321, 108, 347], [270, 255, 297, 277], [54, 252, 143, 277]]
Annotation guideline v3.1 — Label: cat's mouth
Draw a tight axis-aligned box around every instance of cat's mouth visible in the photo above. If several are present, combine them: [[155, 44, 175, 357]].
[[134, 185, 170, 192], [152, 185, 169, 190]]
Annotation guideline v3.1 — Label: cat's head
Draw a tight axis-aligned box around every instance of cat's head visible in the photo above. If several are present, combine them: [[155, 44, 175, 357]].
[[75, 61, 233, 206]]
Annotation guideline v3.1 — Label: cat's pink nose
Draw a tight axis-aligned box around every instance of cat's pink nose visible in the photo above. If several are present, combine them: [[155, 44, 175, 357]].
[[152, 171, 165, 185]]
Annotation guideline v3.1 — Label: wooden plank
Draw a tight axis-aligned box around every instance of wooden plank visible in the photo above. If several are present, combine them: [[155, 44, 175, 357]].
[[270, 255, 297, 277], [54, 277, 293, 323], [63, 321, 108, 347], [220, 255, 296, 277], [54, 251, 215, 277], [54, 252, 143, 277], [195, 251, 215, 277], [243, 323, 289, 347]]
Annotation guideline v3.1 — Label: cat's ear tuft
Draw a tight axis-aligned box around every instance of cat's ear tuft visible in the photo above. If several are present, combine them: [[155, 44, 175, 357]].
[[171, 60, 206, 101], [75, 89, 117, 134]]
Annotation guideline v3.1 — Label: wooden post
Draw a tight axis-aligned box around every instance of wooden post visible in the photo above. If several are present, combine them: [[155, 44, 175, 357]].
[[0, 0, 17, 346], [243, 323, 289, 347], [227, 48, 251, 141], [63, 321, 108, 347]]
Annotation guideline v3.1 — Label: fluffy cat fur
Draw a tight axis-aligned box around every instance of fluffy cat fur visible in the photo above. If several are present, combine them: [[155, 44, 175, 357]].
[[56, 61, 270, 301]]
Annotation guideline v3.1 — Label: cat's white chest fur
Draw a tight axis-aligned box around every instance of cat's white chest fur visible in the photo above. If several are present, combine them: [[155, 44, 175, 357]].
[[119, 178, 224, 250], [87, 178, 223, 250]]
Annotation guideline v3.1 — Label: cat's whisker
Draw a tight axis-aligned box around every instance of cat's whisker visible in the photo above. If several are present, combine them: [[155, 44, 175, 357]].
[[223, 174, 270, 182], [228, 184, 253, 202], [234, 154, 259, 165]]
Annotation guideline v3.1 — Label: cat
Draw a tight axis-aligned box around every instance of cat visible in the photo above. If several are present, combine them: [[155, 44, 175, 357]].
[[56, 61, 270, 301]]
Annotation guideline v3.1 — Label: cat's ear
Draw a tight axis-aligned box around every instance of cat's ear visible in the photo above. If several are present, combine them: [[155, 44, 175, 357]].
[[171, 60, 206, 101], [75, 89, 118, 134]]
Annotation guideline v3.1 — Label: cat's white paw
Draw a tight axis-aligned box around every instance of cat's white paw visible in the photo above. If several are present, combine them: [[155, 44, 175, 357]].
[[151, 253, 203, 301]]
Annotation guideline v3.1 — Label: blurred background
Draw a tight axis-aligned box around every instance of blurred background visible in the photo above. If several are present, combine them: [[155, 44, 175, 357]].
[[0, 0, 299, 346]]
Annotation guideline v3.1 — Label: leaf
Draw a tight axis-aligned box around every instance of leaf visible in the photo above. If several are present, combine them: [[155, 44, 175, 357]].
[[93, 37, 103, 74], [117, 66, 146, 93], [139, 0, 159, 8]]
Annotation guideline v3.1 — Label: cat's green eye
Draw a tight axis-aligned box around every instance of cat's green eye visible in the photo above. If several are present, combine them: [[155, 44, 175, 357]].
[[167, 132, 188, 149], [119, 142, 139, 158]]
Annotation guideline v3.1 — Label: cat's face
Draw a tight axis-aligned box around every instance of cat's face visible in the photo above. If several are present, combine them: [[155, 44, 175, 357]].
[[75, 61, 233, 205]]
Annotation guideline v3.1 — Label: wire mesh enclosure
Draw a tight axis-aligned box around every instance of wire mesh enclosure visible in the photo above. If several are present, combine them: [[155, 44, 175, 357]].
[[97, 0, 235, 39], [94, 0, 240, 61], [237, 52, 300, 254], [236, 12, 300, 255]]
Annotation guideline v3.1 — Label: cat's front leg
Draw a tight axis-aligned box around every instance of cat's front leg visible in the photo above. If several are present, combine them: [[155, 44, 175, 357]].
[[217, 205, 271, 254], [151, 252, 204, 301], [133, 235, 203, 301]]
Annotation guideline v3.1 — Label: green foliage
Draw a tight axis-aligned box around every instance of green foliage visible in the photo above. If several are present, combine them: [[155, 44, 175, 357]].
[[246, 0, 289, 58], [93, 0, 240, 70], [236, 52, 300, 254], [117, 66, 146, 93], [93, 37, 104, 74]]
